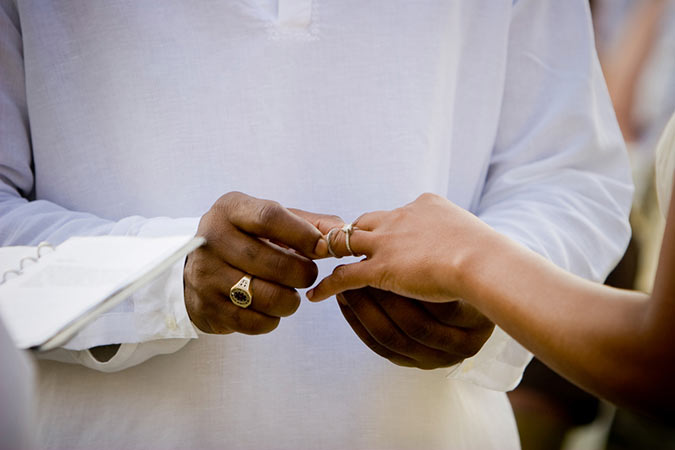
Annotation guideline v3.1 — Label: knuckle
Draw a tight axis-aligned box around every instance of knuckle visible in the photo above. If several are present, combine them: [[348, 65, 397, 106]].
[[256, 201, 284, 230], [243, 243, 260, 261], [374, 327, 401, 350], [220, 191, 244, 205], [323, 214, 344, 229], [418, 192, 436, 202], [197, 215, 219, 241], [215, 191, 242, 214], [374, 265, 392, 290], [332, 265, 348, 284], [186, 257, 215, 285], [391, 208, 406, 222], [405, 322, 434, 343], [198, 214, 235, 247], [353, 213, 367, 224], [316, 214, 344, 230], [269, 252, 288, 276]]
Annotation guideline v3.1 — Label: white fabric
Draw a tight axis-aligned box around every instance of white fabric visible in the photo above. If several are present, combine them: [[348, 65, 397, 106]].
[[0, 1, 632, 449], [0, 318, 34, 450]]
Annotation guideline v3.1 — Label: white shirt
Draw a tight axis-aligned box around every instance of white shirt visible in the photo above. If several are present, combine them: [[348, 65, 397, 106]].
[[0, 1, 632, 449], [0, 318, 34, 450]]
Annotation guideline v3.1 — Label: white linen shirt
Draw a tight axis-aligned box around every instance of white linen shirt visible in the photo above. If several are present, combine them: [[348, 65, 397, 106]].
[[0, 1, 632, 449]]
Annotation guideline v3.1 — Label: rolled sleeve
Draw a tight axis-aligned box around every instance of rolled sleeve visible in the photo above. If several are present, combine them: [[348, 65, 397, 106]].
[[448, 0, 633, 391]]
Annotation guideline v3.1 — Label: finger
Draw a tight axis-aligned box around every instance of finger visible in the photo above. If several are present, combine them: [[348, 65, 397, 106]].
[[215, 226, 318, 288], [220, 264, 301, 318], [184, 259, 301, 333], [323, 227, 376, 259], [185, 264, 282, 335], [336, 295, 416, 368], [306, 261, 374, 302], [206, 296, 281, 335], [289, 208, 346, 259], [352, 210, 390, 231], [289, 208, 344, 234], [372, 291, 475, 355], [226, 193, 324, 258], [340, 289, 460, 368], [420, 301, 494, 330]]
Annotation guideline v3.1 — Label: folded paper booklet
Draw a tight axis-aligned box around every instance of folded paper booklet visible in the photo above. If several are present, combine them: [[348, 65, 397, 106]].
[[0, 235, 204, 351]]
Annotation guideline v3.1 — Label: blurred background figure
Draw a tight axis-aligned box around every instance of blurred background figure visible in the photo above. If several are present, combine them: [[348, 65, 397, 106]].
[[508, 1, 675, 449], [596, 0, 675, 294]]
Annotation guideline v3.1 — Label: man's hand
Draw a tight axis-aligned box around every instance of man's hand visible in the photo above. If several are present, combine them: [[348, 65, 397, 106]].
[[184, 192, 324, 334], [338, 288, 494, 369]]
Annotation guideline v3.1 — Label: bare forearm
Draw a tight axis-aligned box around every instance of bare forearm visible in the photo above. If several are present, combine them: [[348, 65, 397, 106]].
[[457, 234, 673, 417], [308, 194, 673, 416]]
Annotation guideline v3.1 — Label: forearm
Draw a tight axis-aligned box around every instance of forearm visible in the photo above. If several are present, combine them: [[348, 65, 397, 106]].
[[457, 232, 672, 416]]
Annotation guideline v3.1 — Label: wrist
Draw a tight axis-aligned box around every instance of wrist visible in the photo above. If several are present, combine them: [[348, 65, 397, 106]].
[[447, 228, 505, 307]]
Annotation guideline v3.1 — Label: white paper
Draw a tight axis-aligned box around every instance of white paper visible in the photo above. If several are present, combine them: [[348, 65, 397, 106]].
[[0, 235, 201, 349]]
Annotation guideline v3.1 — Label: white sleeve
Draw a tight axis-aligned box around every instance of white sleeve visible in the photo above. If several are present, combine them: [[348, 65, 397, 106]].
[[0, 0, 199, 371], [448, 0, 633, 391]]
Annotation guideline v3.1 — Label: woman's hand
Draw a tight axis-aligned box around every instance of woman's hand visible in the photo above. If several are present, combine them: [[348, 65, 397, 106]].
[[307, 193, 499, 303]]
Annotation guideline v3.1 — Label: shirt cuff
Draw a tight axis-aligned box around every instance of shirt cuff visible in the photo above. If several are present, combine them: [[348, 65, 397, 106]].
[[446, 326, 533, 392], [39, 339, 191, 373], [62, 217, 201, 350]]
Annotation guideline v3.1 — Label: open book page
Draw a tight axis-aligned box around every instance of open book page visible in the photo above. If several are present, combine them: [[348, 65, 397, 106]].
[[0, 235, 203, 350]]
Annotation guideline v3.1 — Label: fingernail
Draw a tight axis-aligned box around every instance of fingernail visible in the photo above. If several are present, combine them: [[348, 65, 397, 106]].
[[306, 289, 315, 300]]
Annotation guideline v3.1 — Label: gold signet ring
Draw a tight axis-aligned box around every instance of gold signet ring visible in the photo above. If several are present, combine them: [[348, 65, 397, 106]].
[[230, 275, 253, 308]]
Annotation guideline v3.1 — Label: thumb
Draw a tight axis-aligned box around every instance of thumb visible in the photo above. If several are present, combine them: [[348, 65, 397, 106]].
[[290, 208, 345, 259]]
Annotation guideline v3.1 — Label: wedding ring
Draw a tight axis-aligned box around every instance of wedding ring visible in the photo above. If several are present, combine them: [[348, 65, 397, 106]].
[[326, 227, 340, 258], [342, 222, 356, 257], [230, 274, 253, 308]]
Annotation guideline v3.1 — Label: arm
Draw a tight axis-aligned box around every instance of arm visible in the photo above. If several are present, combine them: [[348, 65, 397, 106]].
[[1, 2, 322, 371], [1, 1, 199, 371], [308, 190, 675, 418], [311, 0, 632, 390], [476, 0, 632, 284], [459, 0, 633, 390], [460, 192, 675, 419]]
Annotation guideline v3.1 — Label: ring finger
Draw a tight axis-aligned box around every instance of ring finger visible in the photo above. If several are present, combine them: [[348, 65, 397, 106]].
[[222, 263, 302, 318], [325, 226, 374, 259]]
